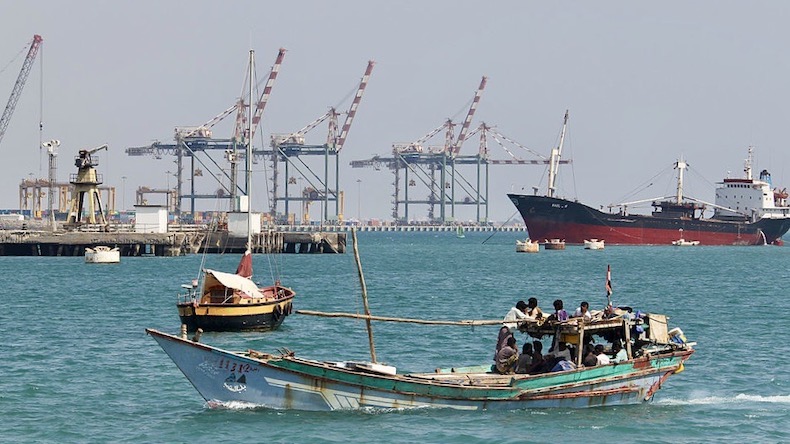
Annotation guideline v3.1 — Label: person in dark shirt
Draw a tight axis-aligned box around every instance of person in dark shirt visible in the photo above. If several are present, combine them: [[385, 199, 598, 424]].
[[515, 342, 534, 374], [495, 336, 519, 374], [582, 343, 598, 367]]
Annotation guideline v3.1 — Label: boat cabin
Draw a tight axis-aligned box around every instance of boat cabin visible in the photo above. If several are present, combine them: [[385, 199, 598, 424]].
[[517, 308, 678, 368]]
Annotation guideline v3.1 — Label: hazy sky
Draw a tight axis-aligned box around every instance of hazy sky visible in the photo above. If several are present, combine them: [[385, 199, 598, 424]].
[[2, 1, 789, 223]]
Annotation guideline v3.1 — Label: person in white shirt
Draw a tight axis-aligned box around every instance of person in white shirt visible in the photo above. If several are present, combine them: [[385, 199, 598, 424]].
[[595, 344, 611, 365], [503, 300, 529, 332], [549, 341, 572, 364], [611, 341, 628, 363], [573, 301, 592, 321]]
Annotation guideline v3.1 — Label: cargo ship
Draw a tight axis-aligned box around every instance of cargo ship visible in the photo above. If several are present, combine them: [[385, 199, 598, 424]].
[[508, 115, 790, 246]]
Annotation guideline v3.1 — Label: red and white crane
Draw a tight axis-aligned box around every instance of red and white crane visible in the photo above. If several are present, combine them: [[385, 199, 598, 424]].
[[448, 76, 486, 157], [334, 60, 374, 153], [233, 48, 287, 145], [0, 34, 43, 146]]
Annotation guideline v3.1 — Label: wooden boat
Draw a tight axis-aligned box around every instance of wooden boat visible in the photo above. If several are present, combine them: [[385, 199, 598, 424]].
[[543, 238, 566, 250], [516, 238, 539, 253], [584, 239, 605, 250], [150, 235, 694, 411], [175, 49, 295, 332], [147, 307, 693, 411], [84, 246, 120, 263]]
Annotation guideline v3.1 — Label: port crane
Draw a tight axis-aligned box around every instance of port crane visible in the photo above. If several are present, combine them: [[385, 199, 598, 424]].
[[125, 48, 286, 216], [351, 77, 571, 223], [0, 34, 43, 146], [267, 60, 374, 224]]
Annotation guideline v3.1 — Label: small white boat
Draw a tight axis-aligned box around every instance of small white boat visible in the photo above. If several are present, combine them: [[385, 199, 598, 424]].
[[671, 239, 700, 246], [85, 246, 120, 263], [584, 239, 605, 250], [516, 238, 539, 253]]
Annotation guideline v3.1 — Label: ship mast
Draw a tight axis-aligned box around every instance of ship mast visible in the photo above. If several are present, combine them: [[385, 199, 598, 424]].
[[744, 146, 753, 180], [547, 110, 568, 198], [246, 49, 254, 251], [675, 157, 687, 203]]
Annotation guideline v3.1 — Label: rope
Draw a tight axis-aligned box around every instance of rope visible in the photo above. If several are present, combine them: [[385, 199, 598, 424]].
[[482, 210, 519, 244]]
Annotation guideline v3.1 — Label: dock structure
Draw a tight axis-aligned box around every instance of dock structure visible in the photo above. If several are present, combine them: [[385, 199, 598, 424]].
[[0, 229, 345, 257]]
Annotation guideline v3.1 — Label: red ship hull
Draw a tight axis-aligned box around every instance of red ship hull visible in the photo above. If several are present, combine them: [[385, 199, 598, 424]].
[[508, 194, 790, 246]]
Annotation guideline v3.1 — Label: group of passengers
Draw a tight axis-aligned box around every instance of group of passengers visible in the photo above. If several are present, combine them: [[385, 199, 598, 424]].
[[494, 298, 626, 375]]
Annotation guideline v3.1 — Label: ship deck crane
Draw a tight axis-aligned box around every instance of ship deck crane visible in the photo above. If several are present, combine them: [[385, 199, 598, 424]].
[[0, 34, 43, 146]]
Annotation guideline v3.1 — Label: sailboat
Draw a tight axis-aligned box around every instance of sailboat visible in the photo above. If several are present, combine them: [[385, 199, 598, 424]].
[[176, 49, 295, 332]]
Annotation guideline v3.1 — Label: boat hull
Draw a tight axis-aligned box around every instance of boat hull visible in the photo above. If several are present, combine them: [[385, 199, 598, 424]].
[[177, 297, 293, 332], [85, 247, 120, 263], [147, 329, 692, 411], [508, 194, 790, 245]]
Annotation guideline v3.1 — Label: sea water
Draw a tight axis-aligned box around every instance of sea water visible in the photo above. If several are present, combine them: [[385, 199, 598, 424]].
[[1, 232, 788, 443]]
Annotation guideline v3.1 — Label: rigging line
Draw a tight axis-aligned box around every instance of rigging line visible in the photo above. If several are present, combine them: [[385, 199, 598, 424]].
[[614, 164, 673, 204], [481, 210, 519, 244], [0, 42, 27, 75]]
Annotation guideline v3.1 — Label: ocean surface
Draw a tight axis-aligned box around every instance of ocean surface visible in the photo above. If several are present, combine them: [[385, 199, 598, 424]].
[[2, 231, 789, 443]]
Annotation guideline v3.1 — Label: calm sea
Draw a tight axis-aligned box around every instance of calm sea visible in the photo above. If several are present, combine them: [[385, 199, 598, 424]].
[[2, 232, 788, 443]]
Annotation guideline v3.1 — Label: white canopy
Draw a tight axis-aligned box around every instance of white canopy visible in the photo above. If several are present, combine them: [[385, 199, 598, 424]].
[[203, 269, 265, 299]]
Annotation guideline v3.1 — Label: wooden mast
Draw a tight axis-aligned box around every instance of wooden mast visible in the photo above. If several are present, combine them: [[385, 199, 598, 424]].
[[351, 228, 376, 363]]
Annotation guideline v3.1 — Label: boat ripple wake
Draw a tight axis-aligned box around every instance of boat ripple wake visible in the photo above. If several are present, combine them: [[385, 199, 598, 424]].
[[205, 400, 265, 410], [657, 393, 790, 405]]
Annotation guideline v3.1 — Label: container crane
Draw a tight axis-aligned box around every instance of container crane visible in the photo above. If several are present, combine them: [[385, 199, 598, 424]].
[[125, 48, 286, 216], [0, 34, 43, 146], [267, 60, 374, 223]]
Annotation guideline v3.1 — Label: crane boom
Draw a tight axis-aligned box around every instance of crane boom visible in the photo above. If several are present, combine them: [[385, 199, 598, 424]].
[[449, 76, 486, 158], [334, 60, 375, 153], [0, 34, 43, 146], [249, 48, 286, 143], [233, 48, 286, 144]]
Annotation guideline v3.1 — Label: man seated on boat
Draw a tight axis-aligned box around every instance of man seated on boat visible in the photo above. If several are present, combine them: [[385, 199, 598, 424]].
[[503, 300, 530, 332], [494, 336, 519, 374], [515, 342, 534, 374], [493, 325, 513, 361], [526, 297, 544, 320], [572, 301, 592, 321], [546, 299, 569, 322], [582, 344, 598, 367], [526, 341, 545, 374], [595, 344, 611, 365], [611, 341, 628, 363]]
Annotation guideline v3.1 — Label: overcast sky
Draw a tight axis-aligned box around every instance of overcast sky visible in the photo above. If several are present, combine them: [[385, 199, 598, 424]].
[[1, 1, 789, 223]]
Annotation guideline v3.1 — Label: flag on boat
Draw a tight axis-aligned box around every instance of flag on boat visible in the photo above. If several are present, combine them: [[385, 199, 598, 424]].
[[605, 264, 612, 296]]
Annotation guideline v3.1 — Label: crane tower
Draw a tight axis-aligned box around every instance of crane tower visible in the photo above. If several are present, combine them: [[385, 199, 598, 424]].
[[66, 144, 109, 226]]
